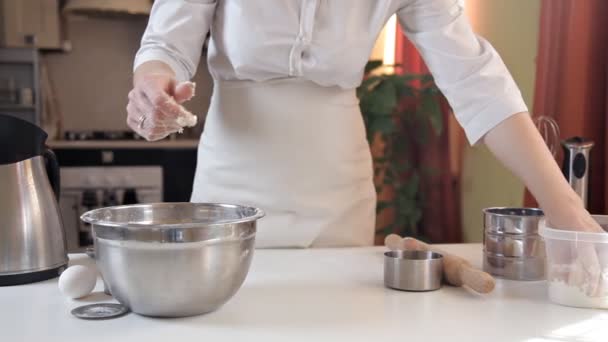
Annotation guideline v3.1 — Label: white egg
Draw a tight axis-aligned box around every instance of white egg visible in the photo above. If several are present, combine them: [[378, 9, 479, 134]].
[[58, 265, 97, 299]]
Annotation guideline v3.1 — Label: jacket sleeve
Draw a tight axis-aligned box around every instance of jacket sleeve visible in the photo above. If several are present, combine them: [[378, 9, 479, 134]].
[[134, 0, 216, 82], [397, 0, 528, 144]]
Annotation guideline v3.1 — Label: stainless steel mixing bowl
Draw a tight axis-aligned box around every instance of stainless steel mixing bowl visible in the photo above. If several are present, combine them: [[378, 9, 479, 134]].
[[81, 203, 264, 317]]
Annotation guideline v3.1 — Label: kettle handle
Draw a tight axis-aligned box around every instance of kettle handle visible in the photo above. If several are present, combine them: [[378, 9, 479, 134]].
[[43, 148, 61, 200]]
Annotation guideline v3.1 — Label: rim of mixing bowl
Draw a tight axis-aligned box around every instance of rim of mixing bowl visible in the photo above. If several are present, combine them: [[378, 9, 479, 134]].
[[80, 202, 265, 230]]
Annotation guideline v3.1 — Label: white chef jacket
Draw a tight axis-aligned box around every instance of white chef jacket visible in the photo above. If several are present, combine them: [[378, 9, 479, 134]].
[[134, 0, 528, 144]]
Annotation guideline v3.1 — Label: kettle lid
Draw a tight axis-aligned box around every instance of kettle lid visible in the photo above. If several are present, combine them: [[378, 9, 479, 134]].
[[0, 114, 48, 165]]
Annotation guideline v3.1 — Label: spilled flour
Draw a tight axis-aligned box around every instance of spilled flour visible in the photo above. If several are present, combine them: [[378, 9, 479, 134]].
[[176, 112, 198, 128], [549, 281, 608, 309], [174, 81, 198, 130]]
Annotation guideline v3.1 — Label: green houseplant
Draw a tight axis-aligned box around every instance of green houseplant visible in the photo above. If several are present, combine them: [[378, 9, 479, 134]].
[[357, 60, 444, 240]]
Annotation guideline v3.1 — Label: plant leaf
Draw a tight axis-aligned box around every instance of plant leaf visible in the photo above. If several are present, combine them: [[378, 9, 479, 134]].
[[388, 76, 414, 98], [383, 171, 393, 183], [357, 70, 444, 241], [378, 223, 397, 236], [359, 76, 382, 94], [365, 80, 397, 116], [421, 93, 443, 136], [365, 60, 384, 74], [377, 201, 393, 212], [414, 123, 429, 145], [404, 174, 419, 198], [369, 116, 395, 134]]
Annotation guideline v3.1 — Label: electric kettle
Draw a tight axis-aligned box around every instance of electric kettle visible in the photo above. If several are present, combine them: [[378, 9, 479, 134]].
[[0, 114, 68, 286]]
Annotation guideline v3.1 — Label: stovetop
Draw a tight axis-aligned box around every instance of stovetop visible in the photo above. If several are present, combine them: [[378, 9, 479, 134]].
[[63, 130, 144, 141]]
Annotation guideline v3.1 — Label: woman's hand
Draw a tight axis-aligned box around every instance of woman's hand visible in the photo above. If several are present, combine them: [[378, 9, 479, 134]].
[[484, 112, 606, 296], [483, 112, 602, 231], [127, 61, 198, 141], [543, 200, 606, 297]]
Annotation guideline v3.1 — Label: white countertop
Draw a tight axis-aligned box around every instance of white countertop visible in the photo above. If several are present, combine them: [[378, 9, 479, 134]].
[[2, 244, 606, 342], [48, 139, 199, 149]]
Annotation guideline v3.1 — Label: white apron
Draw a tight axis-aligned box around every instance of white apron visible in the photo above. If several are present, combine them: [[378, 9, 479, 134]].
[[191, 79, 376, 248]]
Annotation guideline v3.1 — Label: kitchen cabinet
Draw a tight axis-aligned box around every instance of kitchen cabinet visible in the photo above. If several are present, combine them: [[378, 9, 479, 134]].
[[0, 0, 62, 49], [0, 48, 41, 125]]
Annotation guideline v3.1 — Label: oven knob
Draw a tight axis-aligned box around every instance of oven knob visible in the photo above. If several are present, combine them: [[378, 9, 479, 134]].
[[102, 189, 119, 207], [122, 188, 139, 205], [81, 189, 98, 208]]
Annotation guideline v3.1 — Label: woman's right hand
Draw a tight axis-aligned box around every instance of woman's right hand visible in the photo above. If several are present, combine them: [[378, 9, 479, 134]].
[[126, 68, 197, 141]]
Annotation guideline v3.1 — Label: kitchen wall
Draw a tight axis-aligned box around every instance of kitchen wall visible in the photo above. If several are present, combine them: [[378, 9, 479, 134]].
[[461, 0, 542, 242], [43, 16, 213, 136]]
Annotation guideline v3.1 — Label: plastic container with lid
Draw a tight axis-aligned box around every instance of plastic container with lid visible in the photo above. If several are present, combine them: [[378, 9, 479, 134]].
[[539, 215, 608, 309]]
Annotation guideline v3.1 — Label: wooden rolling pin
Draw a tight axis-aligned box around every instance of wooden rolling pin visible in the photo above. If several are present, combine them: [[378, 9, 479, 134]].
[[385, 234, 496, 294]]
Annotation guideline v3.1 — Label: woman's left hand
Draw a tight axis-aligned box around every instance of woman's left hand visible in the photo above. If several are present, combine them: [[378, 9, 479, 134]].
[[545, 186, 608, 297], [482, 112, 607, 296], [544, 201, 606, 297]]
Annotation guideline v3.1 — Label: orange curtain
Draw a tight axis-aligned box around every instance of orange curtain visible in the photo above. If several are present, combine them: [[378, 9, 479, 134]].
[[395, 24, 463, 243], [525, 0, 608, 214]]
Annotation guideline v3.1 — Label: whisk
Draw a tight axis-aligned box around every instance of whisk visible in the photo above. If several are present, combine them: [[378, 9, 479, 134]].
[[533, 115, 560, 158]]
